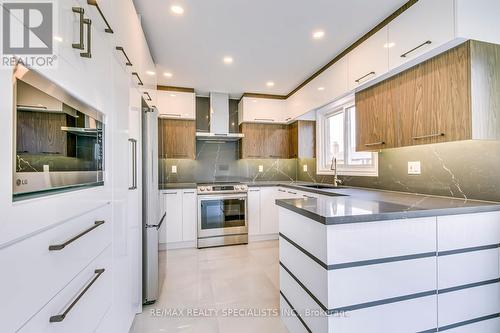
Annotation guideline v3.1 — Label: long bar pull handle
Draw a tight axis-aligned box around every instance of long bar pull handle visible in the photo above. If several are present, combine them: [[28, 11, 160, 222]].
[[412, 132, 445, 140], [116, 47, 132, 66], [144, 92, 152, 101], [401, 40, 432, 58], [254, 118, 275, 122], [72, 7, 85, 50], [128, 138, 137, 190], [159, 113, 181, 118], [49, 269, 105, 322], [355, 71, 376, 83], [364, 141, 385, 147], [87, 0, 113, 33], [132, 72, 144, 86], [80, 18, 92, 58], [48, 220, 105, 251]]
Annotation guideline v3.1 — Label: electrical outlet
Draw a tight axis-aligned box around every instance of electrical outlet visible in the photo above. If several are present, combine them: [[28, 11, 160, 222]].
[[43, 165, 50, 172], [303, 164, 308, 172], [408, 161, 421, 175], [258, 165, 264, 172], [171, 165, 177, 174]]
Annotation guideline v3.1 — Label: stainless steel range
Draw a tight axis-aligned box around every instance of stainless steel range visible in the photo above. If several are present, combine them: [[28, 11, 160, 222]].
[[197, 183, 248, 248]]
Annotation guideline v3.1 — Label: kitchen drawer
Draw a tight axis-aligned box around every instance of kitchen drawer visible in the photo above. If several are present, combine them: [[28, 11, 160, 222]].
[[18, 246, 112, 333], [0, 204, 111, 332]]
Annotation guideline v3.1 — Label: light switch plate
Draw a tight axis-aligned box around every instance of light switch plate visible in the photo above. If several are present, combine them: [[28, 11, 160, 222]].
[[408, 161, 421, 175], [172, 165, 177, 173], [303, 164, 308, 172], [258, 165, 264, 172]]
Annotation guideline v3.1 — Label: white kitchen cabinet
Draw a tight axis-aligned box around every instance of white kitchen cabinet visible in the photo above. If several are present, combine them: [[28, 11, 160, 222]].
[[157, 90, 196, 119], [161, 189, 197, 247], [238, 97, 287, 124], [348, 27, 389, 91], [248, 188, 262, 235], [259, 187, 279, 235], [163, 191, 183, 243], [455, 0, 500, 45], [182, 190, 197, 241], [387, 0, 455, 70]]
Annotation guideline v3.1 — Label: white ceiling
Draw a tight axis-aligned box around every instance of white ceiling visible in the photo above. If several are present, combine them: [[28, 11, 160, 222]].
[[133, 0, 407, 98]]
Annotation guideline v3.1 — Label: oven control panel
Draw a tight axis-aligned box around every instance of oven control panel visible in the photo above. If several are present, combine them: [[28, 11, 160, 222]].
[[197, 184, 248, 194]]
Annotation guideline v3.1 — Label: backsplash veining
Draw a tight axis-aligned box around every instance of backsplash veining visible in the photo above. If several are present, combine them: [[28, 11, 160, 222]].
[[159, 141, 296, 184], [298, 140, 500, 202]]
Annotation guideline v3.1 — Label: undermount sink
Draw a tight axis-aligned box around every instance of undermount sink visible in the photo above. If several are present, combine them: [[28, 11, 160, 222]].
[[300, 184, 343, 189]]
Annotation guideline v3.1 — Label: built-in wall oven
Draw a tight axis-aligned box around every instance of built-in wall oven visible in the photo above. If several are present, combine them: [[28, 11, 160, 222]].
[[197, 183, 248, 248], [13, 65, 104, 198]]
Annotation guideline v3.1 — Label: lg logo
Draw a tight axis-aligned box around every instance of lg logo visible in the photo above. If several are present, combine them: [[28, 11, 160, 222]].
[[2, 1, 53, 55]]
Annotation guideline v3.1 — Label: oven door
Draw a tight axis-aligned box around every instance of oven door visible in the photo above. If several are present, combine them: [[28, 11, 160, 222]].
[[198, 194, 248, 238]]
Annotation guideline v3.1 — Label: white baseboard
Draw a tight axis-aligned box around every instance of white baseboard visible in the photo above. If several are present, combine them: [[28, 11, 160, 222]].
[[159, 240, 196, 250], [249, 234, 279, 242]]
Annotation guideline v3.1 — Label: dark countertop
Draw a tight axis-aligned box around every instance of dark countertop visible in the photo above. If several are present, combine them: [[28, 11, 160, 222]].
[[159, 183, 197, 190], [275, 186, 500, 225]]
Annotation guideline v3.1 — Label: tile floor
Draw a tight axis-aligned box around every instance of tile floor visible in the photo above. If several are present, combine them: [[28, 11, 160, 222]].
[[130, 240, 288, 333]]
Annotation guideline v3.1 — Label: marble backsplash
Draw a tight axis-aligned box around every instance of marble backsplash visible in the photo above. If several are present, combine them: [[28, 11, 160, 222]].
[[297, 140, 500, 202], [159, 141, 296, 184]]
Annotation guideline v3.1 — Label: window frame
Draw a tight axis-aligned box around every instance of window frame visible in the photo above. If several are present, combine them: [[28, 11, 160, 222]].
[[316, 95, 378, 177]]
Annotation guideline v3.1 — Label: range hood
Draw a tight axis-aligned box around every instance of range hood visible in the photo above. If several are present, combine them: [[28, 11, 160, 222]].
[[196, 92, 244, 141]]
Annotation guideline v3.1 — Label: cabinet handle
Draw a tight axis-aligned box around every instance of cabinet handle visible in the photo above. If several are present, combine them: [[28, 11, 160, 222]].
[[364, 141, 385, 147], [72, 7, 85, 50], [287, 191, 297, 195], [247, 155, 263, 158], [278, 189, 286, 193], [49, 268, 105, 322], [355, 71, 376, 83], [132, 72, 144, 86], [254, 118, 275, 122], [303, 195, 314, 199], [269, 155, 281, 158], [412, 132, 445, 140], [249, 189, 260, 192], [401, 40, 432, 58], [115, 46, 132, 66], [87, 0, 113, 33], [183, 191, 195, 194], [143, 92, 152, 101], [171, 153, 188, 157], [48, 220, 105, 251], [160, 113, 181, 118], [80, 18, 92, 58], [128, 138, 137, 190]]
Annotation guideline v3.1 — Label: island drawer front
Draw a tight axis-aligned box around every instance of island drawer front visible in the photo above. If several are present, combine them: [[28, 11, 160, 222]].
[[326, 217, 437, 265], [438, 282, 500, 328], [280, 295, 310, 333], [0, 204, 112, 332], [329, 295, 437, 333], [441, 317, 500, 333], [280, 265, 328, 333], [18, 246, 112, 333], [438, 248, 499, 290], [437, 211, 500, 251]]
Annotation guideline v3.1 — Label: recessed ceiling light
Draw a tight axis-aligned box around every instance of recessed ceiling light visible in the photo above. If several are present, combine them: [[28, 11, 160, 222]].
[[223, 56, 233, 64], [146, 71, 156, 76], [252, 99, 258, 103], [318, 87, 325, 91], [171, 5, 184, 15], [312, 30, 325, 39], [164, 72, 173, 78], [53, 36, 63, 42], [266, 81, 275, 87], [384, 42, 396, 48], [170, 94, 176, 97]]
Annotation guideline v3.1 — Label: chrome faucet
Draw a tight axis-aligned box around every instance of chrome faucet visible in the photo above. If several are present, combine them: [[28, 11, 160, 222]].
[[330, 156, 343, 187]]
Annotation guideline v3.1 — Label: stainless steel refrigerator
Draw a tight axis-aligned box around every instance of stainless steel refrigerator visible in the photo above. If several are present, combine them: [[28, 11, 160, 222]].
[[141, 103, 164, 305]]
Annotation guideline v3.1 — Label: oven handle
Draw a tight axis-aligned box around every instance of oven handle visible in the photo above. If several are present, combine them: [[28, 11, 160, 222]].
[[198, 194, 248, 201]]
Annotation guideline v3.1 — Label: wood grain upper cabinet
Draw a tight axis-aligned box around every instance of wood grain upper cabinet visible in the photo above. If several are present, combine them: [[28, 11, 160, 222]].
[[239, 123, 289, 159], [348, 27, 389, 91], [158, 119, 196, 159], [355, 78, 399, 151], [157, 90, 196, 119], [288, 121, 316, 158], [356, 40, 500, 151], [387, 0, 454, 70], [398, 43, 471, 146]]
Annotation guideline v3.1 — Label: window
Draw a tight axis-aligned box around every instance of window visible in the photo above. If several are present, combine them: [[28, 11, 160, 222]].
[[317, 95, 378, 176]]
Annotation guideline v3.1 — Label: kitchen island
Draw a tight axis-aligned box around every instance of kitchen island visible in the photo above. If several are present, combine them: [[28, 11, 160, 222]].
[[276, 190, 500, 332]]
